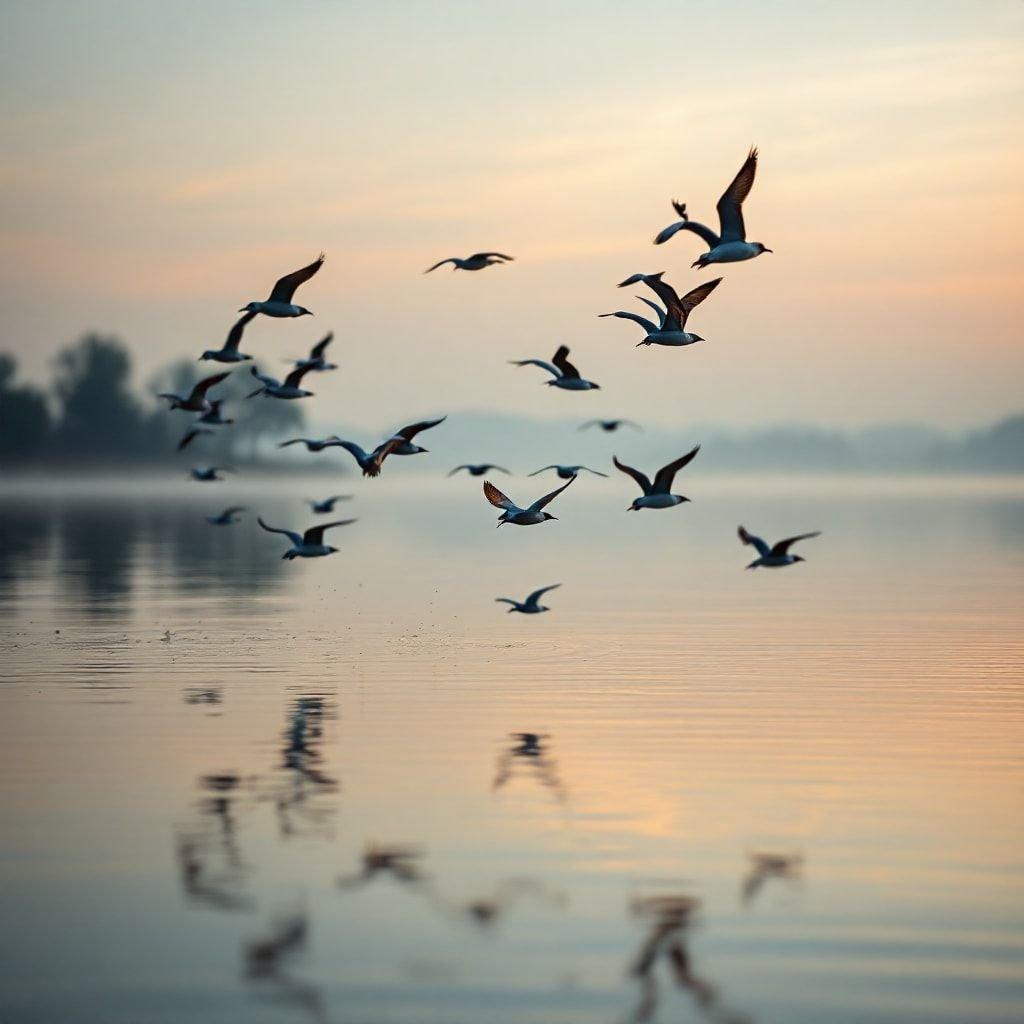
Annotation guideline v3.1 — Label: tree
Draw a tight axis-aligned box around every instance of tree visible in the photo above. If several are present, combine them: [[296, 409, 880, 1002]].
[[0, 353, 52, 461]]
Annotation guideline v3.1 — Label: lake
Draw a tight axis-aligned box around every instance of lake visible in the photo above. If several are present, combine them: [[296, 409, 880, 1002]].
[[1, 474, 1022, 1024]]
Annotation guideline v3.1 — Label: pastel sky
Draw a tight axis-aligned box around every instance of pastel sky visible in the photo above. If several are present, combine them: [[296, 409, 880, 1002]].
[[1, 0, 1021, 430]]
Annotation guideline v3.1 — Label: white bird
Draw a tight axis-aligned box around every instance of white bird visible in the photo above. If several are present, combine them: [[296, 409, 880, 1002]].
[[424, 252, 513, 273], [653, 148, 772, 268], [510, 345, 600, 391], [529, 464, 607, 480], [579, 419, 640, 433], [178, 426, 213, 451], [207, 506, 246, 526], [199, 311, 257, 363], [448, 464, 511, 477], [613, 446, 700, 510], [189, 466, 234, 482], [258, 517, 356, 559], [159, 372, 230, 413], [604, 273, 722, 347], [483, 475, 575, 527], [495, 584, 561, 614], [738, 526, 820, 568], [278, 436, 344, 452], [308, 495, 352, 514], [246, 363, 316, 400], [239, 253, 325, 318], [290, 332, 337, 372], [196, 399, 234, 426]]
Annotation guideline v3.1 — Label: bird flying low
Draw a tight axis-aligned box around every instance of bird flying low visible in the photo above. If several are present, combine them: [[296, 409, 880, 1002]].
[[196, 399, 233, 425], [177, 426, 213, 451], [246, 363, 316, 399], [738, 526, 821, 568], [307, 495, 352, 514], [529, 465, 607, 480], [653, 148, 772, 268], [239, 253, 325, 318], [613, 445, 701, 510], [424, 252, 514, 273], [483, 475, 576, 527], [290, 332, 336, 372], [334, 416, 446, 478], [199, 311, 257, 363], [206, 506, 246, 526], [579, 419, 640, 433], [603, 273, 722, 347], [495, 584, 561, 614], [278, 436, 345, 452], [257, 517, 357, 559], [448, 464, 511, 477], [159, 372, 231, 414], [189, 466, 234, 482], [510, 345, 600, 391]]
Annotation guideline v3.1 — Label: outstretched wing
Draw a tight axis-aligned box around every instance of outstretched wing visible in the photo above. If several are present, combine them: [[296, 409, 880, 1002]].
[[222, 506, 247, 516], [484, 480, 517, 510], [269, 253, 325, 303], [177, 427, 211, 451], [277, 438, 308, 448], [309, 332, 333, 359], [510, 358, 560, 379], [394, 416, 446, 442], [636, 295, 667, 328], [613, 456, 652, 495], [578, 421, 600, 431], [737, 526, 771, 557], [336, 440, 369, 464], [526, 584, 561, 605], [257, 517, 303, 547], [617, 272, 657, 288], [223, 311, 256, 351], [447, 465, 471, 476], [599, 310, 659, 335], [577, 466, 608, 477], [656, 218, 720, 249], [302, 520, 356, 545], [636, 273, 681, 314], [528, 474, 575, 512], [494, 598, 519, 607], [424, 258, 457, 273], [652, 445, 700, 493], [190, 372, 230, 401], [528, 466, 557, 476], [770, 531, 821, 556], [471, 252, 513, 260], [717, 148, 757, 243], [551, 346, 580, 380], [283, 363, 315, 389], [675, 278, 722, 329]]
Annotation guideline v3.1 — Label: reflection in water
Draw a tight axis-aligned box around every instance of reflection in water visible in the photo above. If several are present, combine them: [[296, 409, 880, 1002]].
[[431, 877, 568, 930], [492, 732, 567, 802], [184, 686, 223, 707], [337, 843, 428, 891], [245, 913, 328, 1024], [740, 851, 804, 908]]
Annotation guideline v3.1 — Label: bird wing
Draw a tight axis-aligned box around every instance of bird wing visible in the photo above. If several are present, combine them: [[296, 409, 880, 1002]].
[[717, 148, 757, 243], [528, 466, 557, 476], [510, 358, 560, 379], [528, 474, 575, 512], [257, 518, 303, 547], [525, 584, 561, 605], [309, 332, 333, 359], [302, 520, 356, 545], [369, 436, 401, 473], [578, 421, 600, 431], [660, 218, 720, 248], [394, 415, 446, 442], [424, 258, 456, 273], [447, 465, 471, 476], [652, 445, 700, 493], [619, 420, 642, 431], [637, 272, 681, 314], [491, 466, 511, 474], [599, 310, 659, 335], [177, 428, 210, 451], [269, 253, 325, 303], [483, 480, 518, 511], [250, 365, 279, 387], [770, 531, 821, 556], [471, 252, 514, 260], [494, 598, 519, 606], [737, 526, 771, 557], [578, 466, 608, 477], [223, 311, 256, 351], [336, 440, 370, 464], [551, 346, 581, 380], [223, 506, 247, 515], [617, 273, 656, 288], [636, 296, 667, 328], [190, 371, 230, 401], [675, 278, 722, 329], [283, 364, 315, 389], [653, 219, 691, 245], [613, 456, 652, 495]]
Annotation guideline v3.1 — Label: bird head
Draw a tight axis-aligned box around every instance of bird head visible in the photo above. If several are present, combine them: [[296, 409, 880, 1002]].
[[296, 306, 314, 317], [543, 513, 558, 521], [755, 243, 773, 254], [590, 382, 602, 389], [408, 445, 428, 454], [199, 351, 216, 361], [689, 334, 705, 344], [327, 545, 339, 555], [674, 495, 691, 505], [791, 555, 806, 563], [238, 302, 260, 313]]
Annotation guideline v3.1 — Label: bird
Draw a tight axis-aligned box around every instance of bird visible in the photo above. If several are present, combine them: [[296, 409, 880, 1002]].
[[178, 426, 213, 451], [195, 399, 233, 426], [239, 253, 325, 317], [510, 345, 600, 390], [246, 364, 315, 400], [653, 148, 772, 268], [424, 252, 513, 273], [277, 436, 344, 452], [158, 372, 231, 413], [333, 439, 395, 478], [495, 584, 561, 614], [378, 416, 447, 457], [189, 466, 234, 482], [613, 445, 701, 510], [257, 517, 356, 559], [290, 332, 336, 372], [579, 419, 640, 433], [448, 463, 511, 477], [206, 506, 246, 526], [741, 851, 803, 906], [529, 464, 607, 479], [307, 495, 352, 514], [483, 475, 575, 527], [603, 274, 722, 347], [199, 311, 257, 363], [738, 526, 821, 568]]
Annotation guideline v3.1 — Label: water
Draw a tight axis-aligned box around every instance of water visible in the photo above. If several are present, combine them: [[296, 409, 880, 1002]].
[[1, 475, 1022, 1024]]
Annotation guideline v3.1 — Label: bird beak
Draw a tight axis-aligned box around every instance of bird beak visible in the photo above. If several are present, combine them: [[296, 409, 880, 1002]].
[[765, 248, 774, 254], [237, 307, 247, 313]]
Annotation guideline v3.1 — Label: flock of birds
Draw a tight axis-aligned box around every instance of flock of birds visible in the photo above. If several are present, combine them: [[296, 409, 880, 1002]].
[[159, 147, 820, 603]]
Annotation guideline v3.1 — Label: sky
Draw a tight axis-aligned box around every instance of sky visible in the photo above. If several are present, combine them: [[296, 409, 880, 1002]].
[[1, 0, 1022, 432]]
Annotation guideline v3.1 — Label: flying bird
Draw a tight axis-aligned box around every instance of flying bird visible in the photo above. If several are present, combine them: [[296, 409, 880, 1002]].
[[495, 584, 561, 614], [529, 464, 607, 479], [738, 526, 821, 568], [206, 506, 246, 526], [177, 426, 214, 451], [307, 495, 352, 514], [510, 345, 600, 391], [239, 253, 325, 317], [483, 475, 575, 527], [653, 148, 772, 268], [196, 399, 233, 425], [189, 466, 234, 482], [290, 332, 336, 372], [614, 446, 701, 510], [257, 517, 356, 559], [199, 311, 257, 363], [448, 464, 511, 477], [579, 419, 640, 433], [246, 363, 315, 399], [741, 851, 804, 906], [602, 274, 722, 347], [158, 372, 230, 414], [379, 416, 447, 456], [424, 252, 513, 273], [333, 439, 395, 478], [277, 436, 344, 452]]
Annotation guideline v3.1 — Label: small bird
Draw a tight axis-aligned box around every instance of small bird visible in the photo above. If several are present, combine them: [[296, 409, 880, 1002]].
[[199, 311, 257, 363], [290, 332, 336, 372], [579, 419, 640, 433], [653, 148, 772, 268], [239, 253, 324, 317], [614, 445, 701, 510], [424, 252, 513, 273], [448, 463, 511, 477], [189, 466, 234, 482], [257, 517, 356, 559], [246, 363, 315, 400], [206, 506, 246, 526], [483, 475, 575, 527], [196, 399, 234, 426], [495, 584, 561, 614], [379, 416, 447, 457], [178, 426, 214, 451], [529, 464, 607, 479], [603, 273, 722, 347], [738, 526, 820, 568], [159, 372, 231, 413], [742, 851, 804, 906], [278, 436, 344, 452], [307, 495, 352, 514], [510, 345, 600, 390]]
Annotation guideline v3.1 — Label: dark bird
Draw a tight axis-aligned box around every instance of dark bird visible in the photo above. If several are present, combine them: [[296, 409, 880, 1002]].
[[257, 517, 356, 559], [196, 399, 234, 425], [246, 363, 316, 400], [290, 332, 336, 372], [741, 851, 804, 906], [579, 419, 640, 433], [483, 475, 575, 527], [178, 426, 214, 451], [510, 345, 600, 390], [337, 844, 427, 889], [424, 252, 513, 273], [529, 464, 607, 480], [159, 371, 230, 413], [614, 445, 701, 510], [207, 506, 246, 526], [307, 495, 352, 514], [335, 417, 446, 478], [448, 463, 511, 477], [278, 436, 345, 452], [738, 526, 820, 568], [189, 466, 234, 482], [199, 311, 257, 363], [239, 253, 324, 317], [380, 416, 447, 456], [604, 273, 722, 347], [495, 584, 561, 614]]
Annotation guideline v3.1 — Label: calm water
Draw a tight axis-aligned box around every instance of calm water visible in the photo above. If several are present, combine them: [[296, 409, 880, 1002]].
[[1, 475, 1022, 1024]]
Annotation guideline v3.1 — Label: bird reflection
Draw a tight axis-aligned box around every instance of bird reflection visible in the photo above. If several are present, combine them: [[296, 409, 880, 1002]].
[[740, 851, 803, 907], [337, 843, 427, 891], [183, 686, 222, 706], [245, 914, 328, 1023], [492, 732, 567, 802], [431, 877, 568, 930]]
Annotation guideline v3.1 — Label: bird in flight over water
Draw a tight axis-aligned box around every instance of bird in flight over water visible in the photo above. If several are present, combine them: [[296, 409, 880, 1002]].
[[257, 517, 357, 559], [239, 253, 325, 318], [307, 495, 352, 514], [483, 475, 576, 527], [529, 464, 607, 480], [579, 419, 640, 433], [738, 526, 821, 568], [199, 311, 257, 363], [289, 332, 337, 372], [206, 506, 246, 526], [495, 584, 561, 614], [424, 252, 514, 273], [245, 363, 316, 400], [448, 463, 511, 477], [614, 445, 701, 510], [510, 345, 600, 391], [159, 372, 230, 414]]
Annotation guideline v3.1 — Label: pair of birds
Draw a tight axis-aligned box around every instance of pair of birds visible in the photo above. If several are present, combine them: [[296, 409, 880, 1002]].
[[200, 318, 336, 370]]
